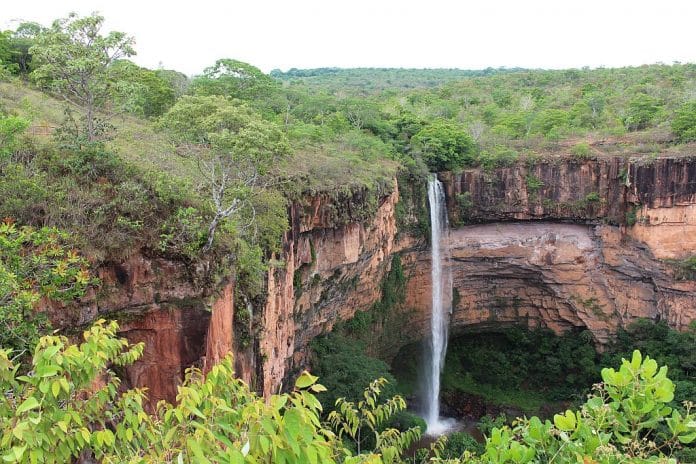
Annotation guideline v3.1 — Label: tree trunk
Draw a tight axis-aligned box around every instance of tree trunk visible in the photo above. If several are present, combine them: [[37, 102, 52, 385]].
[[203, 214, 222, 252]]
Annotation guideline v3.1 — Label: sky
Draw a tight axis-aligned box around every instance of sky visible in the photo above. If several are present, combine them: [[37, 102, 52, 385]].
[[2, 0, 695, 76]]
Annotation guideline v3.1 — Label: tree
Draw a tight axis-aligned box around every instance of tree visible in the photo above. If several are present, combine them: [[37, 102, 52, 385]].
[[0, 31, 13, 73], [672, 101, 696, 143], [8, 22, 43, 75], [155, 68, 190, 98], [533, 108, 569, 137], [411, 120, 477, 171], [30, 13, 135, 141], [623, 93, 663, 131], [111, 60, 176, 117], [328, 378, 421, 459], [190, 58, 278, 101], [159, 96, 290, 251]]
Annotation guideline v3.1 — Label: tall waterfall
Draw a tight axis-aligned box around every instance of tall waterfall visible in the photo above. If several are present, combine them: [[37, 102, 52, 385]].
[[423, 176, 453, 435]]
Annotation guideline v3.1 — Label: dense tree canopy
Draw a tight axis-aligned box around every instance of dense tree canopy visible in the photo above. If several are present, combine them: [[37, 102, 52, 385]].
[[411, 120, 477, 171]]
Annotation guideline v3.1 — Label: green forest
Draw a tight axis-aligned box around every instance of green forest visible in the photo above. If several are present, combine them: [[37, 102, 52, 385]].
[[0, 12, 695, 464]]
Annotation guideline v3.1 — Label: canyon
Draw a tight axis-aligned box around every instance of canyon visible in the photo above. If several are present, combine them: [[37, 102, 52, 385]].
[[50, 155, 696, 405]]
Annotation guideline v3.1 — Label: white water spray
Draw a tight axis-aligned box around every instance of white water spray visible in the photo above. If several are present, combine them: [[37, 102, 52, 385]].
[[423, 176, 454, 435]]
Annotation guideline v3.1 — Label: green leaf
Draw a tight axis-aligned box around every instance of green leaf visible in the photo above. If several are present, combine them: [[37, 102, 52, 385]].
[[295, 371, 318, 389], [678, 432, 696, 444], [187, 438, 211, 463], [259, 435, 270, 454], [2, 445, 26, 462], [16, 397, 39, 414], [309, 383, 327, 393], [51, 381, 61, 398], [553, 410, 576, 432]]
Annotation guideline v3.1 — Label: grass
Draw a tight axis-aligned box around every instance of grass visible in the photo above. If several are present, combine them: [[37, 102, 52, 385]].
[[287, 148, 398, 195], [1, 79, 399, 199]]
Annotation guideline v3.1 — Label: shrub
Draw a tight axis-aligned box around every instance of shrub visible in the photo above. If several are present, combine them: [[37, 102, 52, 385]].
[[584, 191, 601, 202], [533, 109, 569, 137], [672, 101, 696, 142], [602, 319, 696, 405], [570, 142, 592, 159], [478, 146, 518, 169], [0, 221, 97, 357], [411, 119, 477, 171], [441, 431, 484, 458], [0, 115, 29, 158], [623, 93, 662, 131], [525, 174, 545, 193], [479, 351, 695, 463]]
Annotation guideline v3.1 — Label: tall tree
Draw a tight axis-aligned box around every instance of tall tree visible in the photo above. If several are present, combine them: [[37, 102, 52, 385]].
[[159, 96, 290, 251], [30, 13, 135, 141]]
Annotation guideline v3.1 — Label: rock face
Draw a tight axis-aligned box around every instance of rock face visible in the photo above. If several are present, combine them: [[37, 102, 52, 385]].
[[45, 156, 696, 402], [399, 223, 695, 346], [442, 156, 696, 259], [45, 254, 239, 406], [259, 185, 399, 396], [256, 156, 696, 394]]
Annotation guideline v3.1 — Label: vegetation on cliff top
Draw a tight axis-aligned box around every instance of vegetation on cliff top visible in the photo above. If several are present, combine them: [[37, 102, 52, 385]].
[[2, 12, 695, 283]]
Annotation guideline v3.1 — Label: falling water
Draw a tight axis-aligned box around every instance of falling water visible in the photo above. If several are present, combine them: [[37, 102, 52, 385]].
[[423, 176, 453, 435]]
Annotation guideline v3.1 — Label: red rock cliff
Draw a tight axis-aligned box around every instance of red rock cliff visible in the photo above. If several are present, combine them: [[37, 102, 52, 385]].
[[45, 156, 696, 401]]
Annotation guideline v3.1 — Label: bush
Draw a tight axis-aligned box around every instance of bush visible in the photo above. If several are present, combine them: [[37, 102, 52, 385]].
[[411, 119, 477, 171], [0, 115, 29, 158], [478, 146, 518, 169], [533, 109, 569, 137], [441, 432, 484, 458], [525, 174, 545, 193], [0, 222, 97, 357], [623, 93, 662, 131], [478, 351, 696, 463], [672, 101, 696, 142], [602, 319, 695, 405], [570, 142, 592, 159]]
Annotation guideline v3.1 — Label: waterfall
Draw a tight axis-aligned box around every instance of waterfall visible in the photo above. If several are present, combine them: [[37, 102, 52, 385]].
[[423, 176, 453, 435]]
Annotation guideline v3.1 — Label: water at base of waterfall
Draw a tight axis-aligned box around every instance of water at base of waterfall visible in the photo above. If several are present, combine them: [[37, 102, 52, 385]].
[[425, 417, 459, 436]]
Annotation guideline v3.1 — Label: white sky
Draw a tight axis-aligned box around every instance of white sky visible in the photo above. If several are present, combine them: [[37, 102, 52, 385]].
[[2, 0, 695, 76]]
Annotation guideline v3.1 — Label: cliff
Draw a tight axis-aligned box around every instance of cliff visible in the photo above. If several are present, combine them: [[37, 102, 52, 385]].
[[255, 155, 696, 394], [259, 184, 399, 396], [45, 155, 696, 402], [442, 156, 696, 259]]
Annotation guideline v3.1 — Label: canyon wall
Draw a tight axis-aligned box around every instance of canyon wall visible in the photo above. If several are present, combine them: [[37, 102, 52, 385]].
[[49, 155, 696, 402], [46, 254, 241, 405], [400, 223, 695, 347], [442, 156, 696, 259], [259, 184, 399, 396], [257, 155, 696, 392]]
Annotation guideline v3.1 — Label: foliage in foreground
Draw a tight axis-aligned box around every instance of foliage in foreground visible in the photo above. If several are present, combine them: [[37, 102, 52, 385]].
[[0, 320, 693, 463], [0, 221, 96, 357]]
